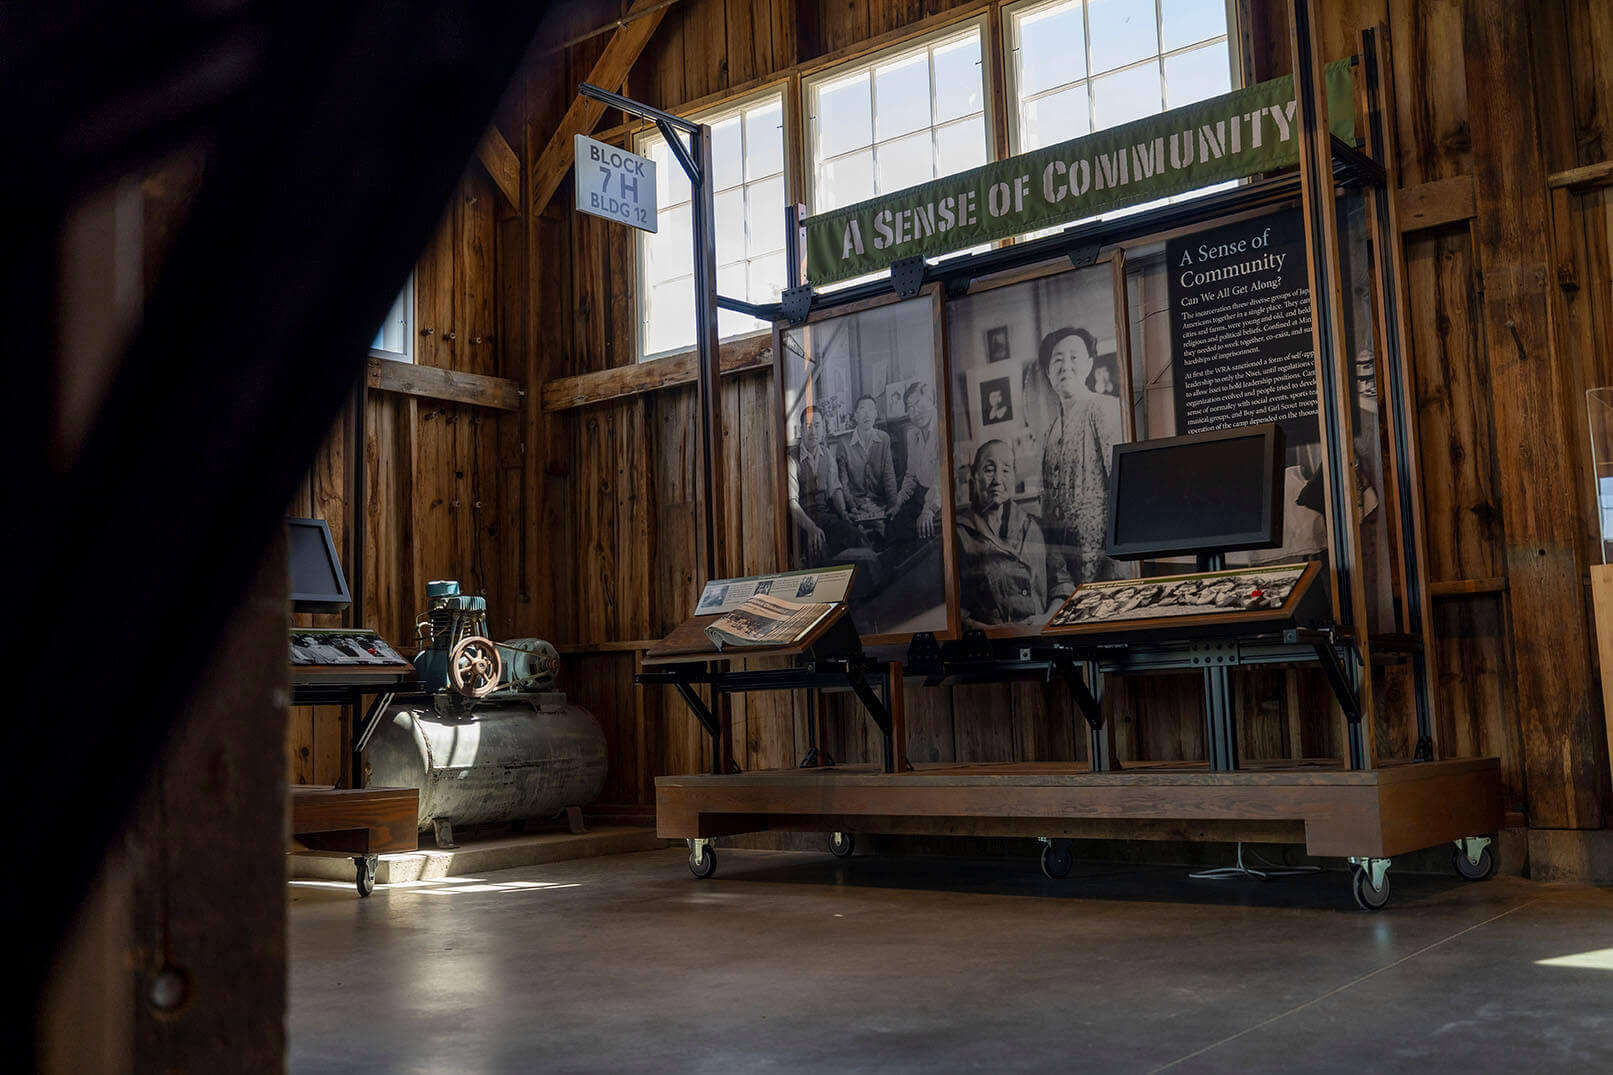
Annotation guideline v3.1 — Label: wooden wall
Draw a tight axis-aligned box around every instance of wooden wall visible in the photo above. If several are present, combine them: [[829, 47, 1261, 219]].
[[296, 0, 1613, 840]]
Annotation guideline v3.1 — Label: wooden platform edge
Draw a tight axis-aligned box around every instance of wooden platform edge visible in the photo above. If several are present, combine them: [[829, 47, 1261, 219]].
[[654, 758, 1503, 860]]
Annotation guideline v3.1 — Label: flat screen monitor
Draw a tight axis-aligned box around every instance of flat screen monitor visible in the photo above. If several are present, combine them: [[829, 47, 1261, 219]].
[[1105, 423, 1285, 561], [286, 517, 351, 614]]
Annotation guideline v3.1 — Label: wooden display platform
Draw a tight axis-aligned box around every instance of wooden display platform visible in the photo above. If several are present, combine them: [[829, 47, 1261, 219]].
[[289, 784, 419, 856], [656, 757, 1502, 859]]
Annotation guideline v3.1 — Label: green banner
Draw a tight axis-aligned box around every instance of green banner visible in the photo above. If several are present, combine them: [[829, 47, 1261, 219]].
[[805, 60, 1355, 286]]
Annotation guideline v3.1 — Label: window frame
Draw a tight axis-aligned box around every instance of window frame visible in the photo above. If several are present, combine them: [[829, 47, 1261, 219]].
[[369, 272, 415, 363], [631, 83, 793, 364], [1000, 0, 1243, 159], [799, 13, 997, 219]]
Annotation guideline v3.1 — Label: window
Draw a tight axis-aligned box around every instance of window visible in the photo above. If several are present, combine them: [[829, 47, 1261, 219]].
[[1006, 0, 1238, 227], [370, 275, 413, 362], [636, 92, 788, 360], [804, 22, 991, 216]]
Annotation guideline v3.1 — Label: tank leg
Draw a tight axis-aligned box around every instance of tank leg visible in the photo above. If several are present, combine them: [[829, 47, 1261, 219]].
[[564, 805, 586, 834], [433, 818, 456, 849]]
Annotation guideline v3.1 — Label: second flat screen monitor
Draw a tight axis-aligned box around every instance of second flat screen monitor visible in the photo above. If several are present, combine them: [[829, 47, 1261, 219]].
[[1106, 424, 1285, 561]]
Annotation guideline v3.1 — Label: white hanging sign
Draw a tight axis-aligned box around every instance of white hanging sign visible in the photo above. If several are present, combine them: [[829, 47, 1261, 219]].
[[574, 133, 657, 232]]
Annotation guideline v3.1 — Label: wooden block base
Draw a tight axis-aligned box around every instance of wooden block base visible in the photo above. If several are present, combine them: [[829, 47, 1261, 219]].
[[655, 758, 1503, 859], [289, 785, 419, 856]]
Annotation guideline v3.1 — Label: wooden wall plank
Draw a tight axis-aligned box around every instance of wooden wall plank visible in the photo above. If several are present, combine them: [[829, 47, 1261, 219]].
[[1463, 0, 1604, 828]]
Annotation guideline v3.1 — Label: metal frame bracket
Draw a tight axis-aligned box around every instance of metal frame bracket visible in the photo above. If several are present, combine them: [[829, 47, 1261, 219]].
[[890, 255, 926, 298], [1068, 241, 1102, 268], [781, 283, 814, 323]]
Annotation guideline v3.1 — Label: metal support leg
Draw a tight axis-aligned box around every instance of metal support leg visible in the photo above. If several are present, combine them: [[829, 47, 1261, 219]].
[[846, 666, 900, 773], [1054, 657, 1115, 771], [1312, 641, 1366, 769], [353, 691, 395, 787], [672, 679, 727, 775], [1203, 663, 1238, 771]]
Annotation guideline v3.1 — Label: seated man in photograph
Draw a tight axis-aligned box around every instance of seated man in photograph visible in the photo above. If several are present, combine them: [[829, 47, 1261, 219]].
[[890, 381, 943, 542], [956, 439, 1072, 627], [840, 394, 899, 528], [788, 404, 865, 562]]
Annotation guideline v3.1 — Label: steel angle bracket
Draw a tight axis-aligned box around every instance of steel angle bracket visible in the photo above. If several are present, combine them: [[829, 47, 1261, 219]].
[[890, 255, 926, 298], [781, 284, 814, 323], [1068, 242, 1102, 268]]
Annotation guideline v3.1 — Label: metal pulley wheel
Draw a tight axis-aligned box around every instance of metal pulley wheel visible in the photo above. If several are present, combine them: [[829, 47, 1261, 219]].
[[448, 635, 503, 698]]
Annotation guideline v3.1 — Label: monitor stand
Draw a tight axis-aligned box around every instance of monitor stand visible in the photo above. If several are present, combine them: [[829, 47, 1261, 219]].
[[1195, 549, 1235, 770]]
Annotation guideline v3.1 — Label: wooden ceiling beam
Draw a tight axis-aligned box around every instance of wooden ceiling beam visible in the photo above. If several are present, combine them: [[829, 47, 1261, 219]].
[[475, 126, 522, 214], [529, 0, 673, 217]]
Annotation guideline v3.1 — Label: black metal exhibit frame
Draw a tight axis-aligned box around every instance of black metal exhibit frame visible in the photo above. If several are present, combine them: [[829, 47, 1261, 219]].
[[639, 10, 1503, 908], [637, 609, 910, 775]]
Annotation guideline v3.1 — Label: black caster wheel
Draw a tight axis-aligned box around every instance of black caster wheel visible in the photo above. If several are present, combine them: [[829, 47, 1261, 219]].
[[688, 844, 718, 879], [829, 832, 855, 859], [1040, 841, 1073, 880], [355, 856, 377, 897], [1352, 868, 1390, 911], [1452, 844, 1497, 881]]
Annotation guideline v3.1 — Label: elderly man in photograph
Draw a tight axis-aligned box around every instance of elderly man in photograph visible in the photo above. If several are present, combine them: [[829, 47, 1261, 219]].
[[957, 439, 1072, 627], [788, 404, 863, 561], [841, 394, 900, 522], [890, 381, 942, 541]]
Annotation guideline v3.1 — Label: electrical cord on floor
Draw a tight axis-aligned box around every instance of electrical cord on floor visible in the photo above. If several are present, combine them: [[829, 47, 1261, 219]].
[[1188, 842, 1322, 880]]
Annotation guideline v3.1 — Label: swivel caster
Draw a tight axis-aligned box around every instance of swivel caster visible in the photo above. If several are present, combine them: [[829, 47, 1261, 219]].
[[1348, 857, 1391, 910], [828, 831, 855, 859], [688, 839, 717, 879], [354, 855, 377, 897], [1452, 836, 1497, 881], [1039, 838, 1073, 880]]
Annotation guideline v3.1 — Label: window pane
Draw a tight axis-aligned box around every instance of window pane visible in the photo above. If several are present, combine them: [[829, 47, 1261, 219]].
[[1016, 1, 1085, 97], [746, 174, 786, 255], [1087, 0, 1159, 73], [649, 204, 692, 284], [816, 71, 872, 158], [645, 137, 690, 209], [873, 51, 932, 142], [748, 251, 787, 304], [1091, 62, 1162, 130], [1021, 83, 1089, 150], [932, 33, 984, 123], [717, 261, 750, 337], [817, 148, 874, 211], [1161, 0, 1228, 52], [645, 276, 695, 355], [710, 115, 744, 191], [875, 129, 934, 193], [714, 187, 746, 265], [935, 115, 988, 175], [1164, 42, 1232, 108], [744, 100, 785, 180]]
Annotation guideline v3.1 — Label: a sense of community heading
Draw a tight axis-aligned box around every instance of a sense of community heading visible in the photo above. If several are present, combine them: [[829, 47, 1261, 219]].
[[803, 59, 1354, 286]]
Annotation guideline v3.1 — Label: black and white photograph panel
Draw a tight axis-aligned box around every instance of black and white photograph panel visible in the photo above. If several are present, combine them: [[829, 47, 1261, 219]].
[[778, 295, 947, 639], [946, 260, 1128, 629]]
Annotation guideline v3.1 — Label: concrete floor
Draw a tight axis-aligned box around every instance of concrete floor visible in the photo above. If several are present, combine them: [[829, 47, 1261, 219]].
[[289, 847, 1613, 1073]]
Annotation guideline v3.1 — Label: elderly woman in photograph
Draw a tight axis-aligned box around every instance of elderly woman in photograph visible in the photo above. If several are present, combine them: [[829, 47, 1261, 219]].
[[956, 439, 1072, 627], [1037, 326, 1124, 582]]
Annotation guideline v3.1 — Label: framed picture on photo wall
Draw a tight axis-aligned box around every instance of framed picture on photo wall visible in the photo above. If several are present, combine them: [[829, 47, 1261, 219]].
[[773, 286, 958, 644], [943, 254, 1136, 634]]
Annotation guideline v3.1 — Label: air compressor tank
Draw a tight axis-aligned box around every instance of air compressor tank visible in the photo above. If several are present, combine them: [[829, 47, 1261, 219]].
[[366, 690, 607, 845]]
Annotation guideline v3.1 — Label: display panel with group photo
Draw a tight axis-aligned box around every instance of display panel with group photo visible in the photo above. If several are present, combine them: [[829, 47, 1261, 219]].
[[943, 258, 1134, 632], [774, 287, 956, 642]]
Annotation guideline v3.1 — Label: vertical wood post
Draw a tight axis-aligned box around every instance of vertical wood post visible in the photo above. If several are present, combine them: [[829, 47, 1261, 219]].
[[1463, 0, 1604, 828]]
